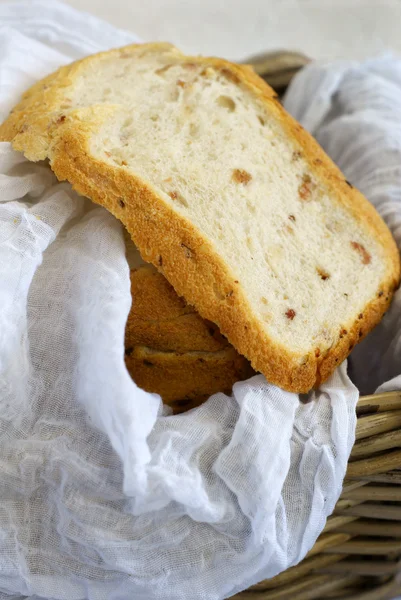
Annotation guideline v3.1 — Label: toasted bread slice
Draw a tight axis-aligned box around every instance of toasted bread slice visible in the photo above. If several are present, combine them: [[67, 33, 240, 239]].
[[125, 345, 253, 412], [127, 265, 228, 353], [1, 42, 399, 391], [125, 263, 253, 412]]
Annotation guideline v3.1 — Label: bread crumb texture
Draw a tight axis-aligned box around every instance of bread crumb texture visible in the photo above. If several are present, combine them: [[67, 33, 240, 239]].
[[1, 42, 399, 392]]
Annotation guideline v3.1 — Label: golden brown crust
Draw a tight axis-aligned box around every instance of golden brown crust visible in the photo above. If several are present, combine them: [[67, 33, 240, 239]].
[[125, 346, 252, 413], [125, 265, 253, 413], [127, 266, 228, 352], [1, 42, 399, 392]]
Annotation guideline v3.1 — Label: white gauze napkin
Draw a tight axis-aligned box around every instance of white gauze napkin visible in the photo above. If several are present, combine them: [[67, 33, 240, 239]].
[[3, 2, 398, 599]]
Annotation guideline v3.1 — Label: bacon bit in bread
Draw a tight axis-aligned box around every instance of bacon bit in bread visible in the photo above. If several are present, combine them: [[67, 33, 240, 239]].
[[351, 241, 371, 265], [317, 267, 330, 281], [298, 174, 316, 200], [168, 191, 178, 200], [232, 169, 252, 184], [286, 308, 296, 320], [292, 151, 302, 161], [177, 79, 186, 87], [289, 214, 296, 222], [56, 115, 66, 124], [315, 348, 321, 357]]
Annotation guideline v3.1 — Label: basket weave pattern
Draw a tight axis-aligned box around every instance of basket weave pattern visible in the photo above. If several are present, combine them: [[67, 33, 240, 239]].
[[233, 391, 401, 600]]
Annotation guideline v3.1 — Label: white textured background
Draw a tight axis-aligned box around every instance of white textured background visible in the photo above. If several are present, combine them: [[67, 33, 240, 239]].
[[30, 0, 401, 62]]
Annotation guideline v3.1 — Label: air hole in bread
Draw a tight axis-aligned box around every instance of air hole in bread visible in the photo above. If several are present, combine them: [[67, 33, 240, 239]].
[[168, 190, 189, 207], [216, 95, 236, 112], [261, 297, 268, 305], [189, 122, 199, 137], [258, 115, 265, 126], [123, 117, 133, 128], [246, 235, 254, 253], [246, 200, 256, 214]]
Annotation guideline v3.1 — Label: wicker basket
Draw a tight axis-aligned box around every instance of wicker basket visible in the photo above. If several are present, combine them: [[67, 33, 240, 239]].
[[232, 391, 401, 600], [230, 52, 401, 600]]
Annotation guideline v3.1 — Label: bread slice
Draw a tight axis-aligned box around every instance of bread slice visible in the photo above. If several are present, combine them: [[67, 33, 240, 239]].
[[125, 346, 252, 413], [1, 42, 399, 392], [127, 265, 229, 353], [125, 263, 253, 412]]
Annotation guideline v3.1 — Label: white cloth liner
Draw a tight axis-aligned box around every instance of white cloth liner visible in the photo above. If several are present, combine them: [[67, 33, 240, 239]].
[[0, 1, 398, 599]]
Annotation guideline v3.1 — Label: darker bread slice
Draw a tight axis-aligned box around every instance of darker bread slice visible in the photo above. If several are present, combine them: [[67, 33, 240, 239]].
[[125, 266, 253, 412], [126, 346, 252, 413], [1, 42, 399, 392], [126, 265, 228, 353]]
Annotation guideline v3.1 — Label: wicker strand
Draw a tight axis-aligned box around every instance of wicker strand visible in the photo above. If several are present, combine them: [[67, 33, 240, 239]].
[[233, 390, 401, 599]]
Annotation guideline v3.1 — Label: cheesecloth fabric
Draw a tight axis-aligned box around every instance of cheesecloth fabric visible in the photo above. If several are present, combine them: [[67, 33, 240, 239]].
[[3, 1, 400, 598]]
